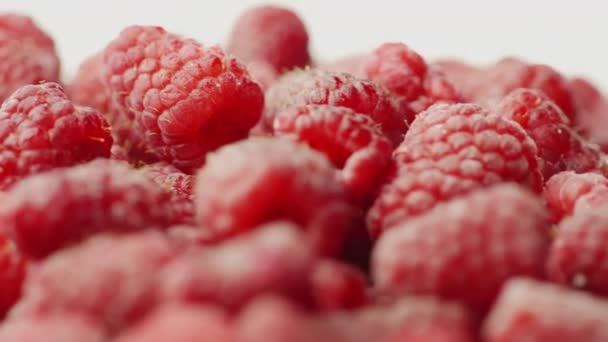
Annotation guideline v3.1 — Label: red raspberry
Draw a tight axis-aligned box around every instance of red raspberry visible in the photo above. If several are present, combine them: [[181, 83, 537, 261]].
[[67, 53, 113, 120], [368, 103, 542, 237], [569, 77, 608, 148], [0, 82, 112, 189], [433, 58, 480, 101], [114, 304, 232, 342], [0, 14, 60, 102], [159, 223, 313, 310], [372, 184, 549, 313], [497, 88, 606, 179], [194, 138, 350, 255], [273, 105, 393, 202], [0, 235, 26, 317], [309, 259, 369, 312], [483, 278, 608, 342], [543, 171, 608, 222], [140, 162, 194, 224], [247, 61, 279, 91], [101, 25, 264, 172], [0, 159, 175, 258], [363, 42, 462, 123], [227, 5, 311, 72], [0, 314, 106, 342], [548, 209, 608, 295], [263, 69, 407, 144], [12, 231, 176, 332]]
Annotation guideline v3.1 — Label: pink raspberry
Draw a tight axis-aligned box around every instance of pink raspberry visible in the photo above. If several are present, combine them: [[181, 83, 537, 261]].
[[263, 68, 407, 144], [101, 25, 264, 172], [273, 105, 393, 202], [227, 5, 311, 73], [0, 159, 175, 258], [372, 184, 549, 313], [433, 58, 480, 101], [368, 103, 542, 237], [483, 278, 608, 342], [0, 14, 60, 102], [309, 259, 369, 312], [113, 304, 232, 342], [194, 138, 350, 255], [159, 223, 314, 310], [0, 234, 26, 317], [140, 162, 194, 224], [0, 82, 112, 189], [12, 231, 176, 333], [246, 61, 279, 91], [569, 77, 608, 149], [497, 88, 606, 179], [319, 54, 367, 77], [543, 171, 608, 222], [67, 53, 114, 120], [0, 313, 106, 342]]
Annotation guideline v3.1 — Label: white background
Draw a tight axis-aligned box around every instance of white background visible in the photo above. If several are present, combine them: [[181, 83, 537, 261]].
[[3, 0, 608, 89]]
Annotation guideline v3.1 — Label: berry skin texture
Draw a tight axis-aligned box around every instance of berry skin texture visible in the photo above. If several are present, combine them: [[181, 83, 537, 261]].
[[0, 159, 175, 258], [12, 232, 176, 333], [263, 68, 407, 144], [483, 278, 608, 342], [140, 162, 194, 224], [159, 223, 314, 310], [309, 259, 370, 312], [0, 82, 112, 189], [497, 88, 606, 179], [227, 5, 311, 72], [548, 209, 608, 295], [0, 14, 61, 103], [0, 235, 26, 317], [0, 313, 107, 342], [101, 25, 264, 172], [368, 103, 542, 238], [372, 184, 549, 313], [113, 304, 232, 342], [195, 137, 350, 255], [543, 171, 608, 222], [273, 105, 393, 202]]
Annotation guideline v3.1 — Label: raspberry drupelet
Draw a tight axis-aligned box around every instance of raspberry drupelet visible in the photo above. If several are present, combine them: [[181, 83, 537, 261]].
[[543, 171, 608, 222]]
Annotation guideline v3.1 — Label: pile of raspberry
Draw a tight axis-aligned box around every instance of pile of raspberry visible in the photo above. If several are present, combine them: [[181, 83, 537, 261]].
[[1, 5, 608, 342]]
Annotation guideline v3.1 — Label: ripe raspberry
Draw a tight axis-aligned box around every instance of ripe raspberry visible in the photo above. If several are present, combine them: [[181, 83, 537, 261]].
[[433, 58, 480, 101], [319, 54, 367, 77], [0, 159, 175, 258], [309, 259, 369, 312], [368, 103, 542, 237], [0, 235, 26, 317], [483, 278, 608, 342], [67, 53, 113, 120], [194, 138, 350, 255], [363, 42, 462, 123], [0, 314, 106, 342], [101, 25, 264, 172], [0, 82, 112, 189], [0, 14, 60, 102], [273, 105, 393, 202], [548, 209, 608, 295], [227, 5, 311, 72], [12, 232, 176, 332], [497, 88, 606, 179], [247, 61, 279, 91], [263, 68, 407, 144], [114, 304, 232, 342], [159, 223, 313, 310], [140, 162, 194, 224], [543, 171, 608, 222], [569, 77, 608, 148], [372, 184, 549, 313]]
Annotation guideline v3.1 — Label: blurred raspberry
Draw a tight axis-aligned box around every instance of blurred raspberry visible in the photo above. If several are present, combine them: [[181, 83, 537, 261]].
[[319, 54, 367, 77], [0, 82, 112, 189], [0, 14, 60, 102], [67, 53, 114, 120], [0, 159, 174, 258], [309, 259, 369, 312], [0, 314, 106, 342], [247, 61, 279, 91], [0, 234, 26, 317], [101, 25, 264, 172], [569, 77, 608, 149], [140, 162, 194, 224], [227, 5, 311, 72], [543, 171, 608, 222], [433, 58, 480, 101]]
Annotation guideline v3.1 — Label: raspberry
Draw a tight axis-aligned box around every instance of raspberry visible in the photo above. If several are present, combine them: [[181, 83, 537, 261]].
[[159, 223, 313, 310], [113, 304, 232, 342], [483, 278, 608, 342], [263, 68, 407, 144], [433, 58, 480, 101], [194, 137, 350, 255], [363, 42, 462, 123], [67, 53, 114, 120], [140, 162, 194, 224], [0, 82, 112, 189], [548, 209, 608, 295], [543, 171, 608, 222], [227, 5, 311, 72], [0, 314, 106, 342], [0, 235, 26, 317], [372, 184, 549, 313], [569, 77, 608, 148], [368, 103, 542, 237], [0, 14, 60, 102], [309, 259, 369, 312], [497, 88, 606, 179], [12, 231, 176, 332], [319, 54, 367, 77], [0, 159, 175, 258], [101, 25, 264, 172], [273, 105, 393, 202], [247, 61, 279, 91]]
